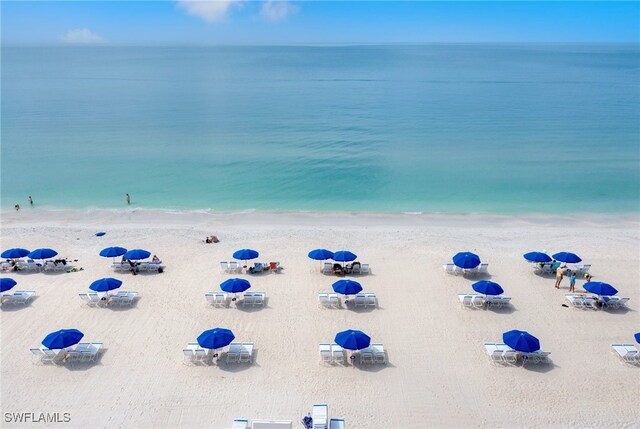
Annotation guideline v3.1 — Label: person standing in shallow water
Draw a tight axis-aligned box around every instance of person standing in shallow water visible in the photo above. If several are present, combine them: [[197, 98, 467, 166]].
[[28, 196, 33, 206], [126, 193, 130, 205]]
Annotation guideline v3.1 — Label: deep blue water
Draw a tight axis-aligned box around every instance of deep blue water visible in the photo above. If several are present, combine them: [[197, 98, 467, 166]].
[[2, 44, 639, 213]]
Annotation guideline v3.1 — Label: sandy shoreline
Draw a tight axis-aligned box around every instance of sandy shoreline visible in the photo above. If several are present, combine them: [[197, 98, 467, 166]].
[[1, 209, 639, 428]]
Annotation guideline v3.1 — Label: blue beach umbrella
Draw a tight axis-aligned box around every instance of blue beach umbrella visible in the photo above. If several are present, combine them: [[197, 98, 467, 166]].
[[332, 279, 363, 296], [99, 246, 127, 258], [503, 330, 540, 353], [220, 278, 251, 294], [523, 252, 552, 263], [452, 252, 481, 269], [634, 333, 640, 344], [583, 282, 618, 296], [41, 329, 84, 349], [472, 280, 504, 296], [308, 249, 334, 260], [197, 328, 235, 350], [332, 250, 357, 263], [334, 329, 371, 350], [89, 277, 122, 292], [1, 248, 30, 259], [233, 248, 259, 262], [123, 249, 151, 260], [1, 278, 17, 293], [28, 248, 58, 260], [552, 252, 582, 264]]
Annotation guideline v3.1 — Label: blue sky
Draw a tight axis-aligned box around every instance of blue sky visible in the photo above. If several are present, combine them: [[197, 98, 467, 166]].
[[2, 1, 639, 45]]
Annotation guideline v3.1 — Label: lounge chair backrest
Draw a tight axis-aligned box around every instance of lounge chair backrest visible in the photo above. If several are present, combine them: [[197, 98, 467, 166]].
[[329, 419, 345, 429], [232, 419, 249, 429]]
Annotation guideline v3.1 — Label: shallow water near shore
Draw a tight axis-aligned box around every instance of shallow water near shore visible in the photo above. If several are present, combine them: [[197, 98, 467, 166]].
[[2, 44, 639, 214]]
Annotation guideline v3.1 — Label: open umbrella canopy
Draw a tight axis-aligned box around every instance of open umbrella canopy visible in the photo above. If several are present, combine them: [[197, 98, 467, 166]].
[[472, 280, 504, 296], [220, 278, 251, 293], [233, 249, 259, 260], [123, 249, 151, 260], [552, 252, 582, 263], [28, 248, 58, 260], [523, 252, 552, 263], [1, 248, 30, 259], [42, 329, 84, 349], [308, 249, 334, 260], [197, 328, 235, 349], [332, 279, 363, 296], [583, 282, 618, 296], [1, 278, 17, 293], [453, 252, 481, 269], [503, 330, 540, 352], [332, 250, 357, 262], [335, 329, 371, 350], [635, 333, 640, 344], [99, 246, 127, 258], [89, 277, 123, 292]]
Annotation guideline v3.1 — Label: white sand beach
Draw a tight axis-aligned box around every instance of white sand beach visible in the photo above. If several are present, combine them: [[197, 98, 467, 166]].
[[1, 209, 639, 428]]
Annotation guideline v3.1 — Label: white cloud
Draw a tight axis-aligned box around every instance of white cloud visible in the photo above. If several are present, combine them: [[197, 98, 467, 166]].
[[62, 28, 106, 44], [176, 0, 243, 23], [260, 1, 299, 22]]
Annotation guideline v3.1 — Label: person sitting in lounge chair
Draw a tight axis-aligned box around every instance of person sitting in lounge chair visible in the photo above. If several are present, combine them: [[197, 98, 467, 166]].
[[127, 259, 138, 275], [204, 235, 219, 243], [333, 263, 343, 276], [151, 255, 161, 264]]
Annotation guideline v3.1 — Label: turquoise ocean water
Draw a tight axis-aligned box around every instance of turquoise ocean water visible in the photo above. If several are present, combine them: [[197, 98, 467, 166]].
[[2, 44, 639, 214]]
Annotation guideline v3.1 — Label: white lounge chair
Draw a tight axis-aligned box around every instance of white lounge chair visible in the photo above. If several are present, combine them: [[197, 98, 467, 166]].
[[243, 292, 265, 307], [331, 344, 345, 365], [477, 263, 489, 274], [486, 295, 511, 309], [229, 261, 241, 273], [443, 263, 456, 274], [79, 293, 99, 307], [3, 290, 35, 305], [612, 344, 639, 364], [321, 262, 332, 274], [18, 260, 41, 272], [110, 292, 137, 306], [227, 342, 253, 364], [471, 295, 485, 309], [183, 348, 196, 364], [576, 264, 591, 275], [252, 420, 293, 429], [360, 264, 370, 274], [354, 293, 367, 308], [359, 349, 374, 364], [371, 343, 386, 364], [318, 293, 331, 308], [458, 294, 475, 309], [319, 344, 332, 364], [328, 293, 340, 308], [329, 419, 345, 429], [206, 292, 228, 307], [30, 348, 46, 364], [602, 296, 630, 310], [312, 404, 328, 429], [232, 419, 249, 429], [365, 292, 377, 307], [220, 261, 230, 273]]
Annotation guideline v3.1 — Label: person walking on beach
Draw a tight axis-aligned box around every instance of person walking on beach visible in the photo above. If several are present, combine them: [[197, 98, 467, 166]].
[[126, 193, 131, 205], [554, 265, 564, 289], [569, 272, 577, 292], [28, 196, 33, 206]]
